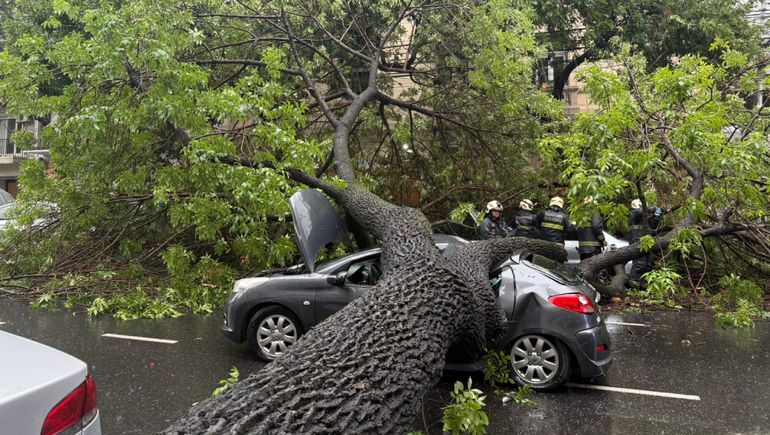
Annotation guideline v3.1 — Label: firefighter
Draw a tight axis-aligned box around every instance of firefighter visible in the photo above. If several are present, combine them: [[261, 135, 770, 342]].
[[534, 196, 573, 248], [512, 199, 539, 238], [577, 196, 606, 260], [479, 200, 511, 239], [628, 198, 653, 288]]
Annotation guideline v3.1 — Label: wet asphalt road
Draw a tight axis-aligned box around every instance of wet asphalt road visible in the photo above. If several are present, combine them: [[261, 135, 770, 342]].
[[2, 299, 769, 434]]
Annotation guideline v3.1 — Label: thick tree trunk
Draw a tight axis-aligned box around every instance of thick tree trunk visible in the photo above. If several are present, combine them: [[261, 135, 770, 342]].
[[165, 186, 568, 434]]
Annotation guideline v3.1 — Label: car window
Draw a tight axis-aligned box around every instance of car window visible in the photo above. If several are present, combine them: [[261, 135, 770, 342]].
[[315, 248, 382, 274], [345, 258, 382, 286], [523, 253, 582, 285]]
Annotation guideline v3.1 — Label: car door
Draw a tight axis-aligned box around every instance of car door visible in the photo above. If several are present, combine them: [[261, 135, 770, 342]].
[[315, 255, 381, 324]]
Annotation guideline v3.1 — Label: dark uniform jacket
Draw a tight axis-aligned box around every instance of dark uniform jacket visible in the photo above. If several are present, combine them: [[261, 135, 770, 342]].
[[577, 212, 606, 254], [512, 210, 539, 238], [479, 215, 511, 240], [628, 209, 648, 243], [534, 206, 572, 245]]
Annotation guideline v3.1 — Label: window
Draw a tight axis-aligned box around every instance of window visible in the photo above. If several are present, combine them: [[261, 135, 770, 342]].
[[0, 118, 18, 154], [534, 52, 567, 92]]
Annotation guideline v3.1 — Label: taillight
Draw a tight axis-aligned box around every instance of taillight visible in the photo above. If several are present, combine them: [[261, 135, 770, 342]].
[[549, 293, 596, 314], [83, 375, 98, 422], [41, 375, 98, 435]]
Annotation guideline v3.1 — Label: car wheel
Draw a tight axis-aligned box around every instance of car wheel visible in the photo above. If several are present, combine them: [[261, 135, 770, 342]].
[[509, 334, 571, 392], [246, 306, 303, 362]]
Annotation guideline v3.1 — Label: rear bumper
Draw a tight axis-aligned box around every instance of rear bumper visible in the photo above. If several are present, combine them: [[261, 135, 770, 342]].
[[82, 409, 102, 434], [572, 322, 613, 378]]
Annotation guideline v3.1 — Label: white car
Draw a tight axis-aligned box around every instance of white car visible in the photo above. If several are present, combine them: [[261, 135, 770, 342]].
[[565, 230, 632, 273], [0, 331, 102, 435], [0, 202, 56, 231]]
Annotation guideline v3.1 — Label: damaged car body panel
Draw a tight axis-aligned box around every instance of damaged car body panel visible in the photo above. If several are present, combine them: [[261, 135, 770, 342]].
[[289, 189, 351, 272]]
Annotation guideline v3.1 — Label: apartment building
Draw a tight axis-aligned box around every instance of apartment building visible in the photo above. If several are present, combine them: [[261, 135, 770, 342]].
[[0, 106, 49, 197]]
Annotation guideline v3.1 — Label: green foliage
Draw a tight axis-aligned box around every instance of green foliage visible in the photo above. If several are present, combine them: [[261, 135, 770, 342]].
[[450, 203, 482, 225], [639, 235, 655, 253], [541, 44, 770, 297], [713, 275, 767, 328], [0, 0, 327, 316], [642, 268, 682, 301], [443, 378, 489, 435], [531, 0, 761, 78], [715, 300, 762, 328], [668, 229, 702, 259], [0, 0, 563, 317], [501, 385, 536, 407], [30, 293, 58, 311], [482, 350, 513, 389], [714, 274, 764, 311], [212, 366, 240, 397]]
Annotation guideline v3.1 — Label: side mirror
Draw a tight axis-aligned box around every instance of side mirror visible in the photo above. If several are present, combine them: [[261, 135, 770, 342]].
[[327, 271, 347, 286]]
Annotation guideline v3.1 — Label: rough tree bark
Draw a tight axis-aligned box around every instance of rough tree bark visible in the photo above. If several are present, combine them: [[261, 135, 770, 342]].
[[164, 188, 568, 433]]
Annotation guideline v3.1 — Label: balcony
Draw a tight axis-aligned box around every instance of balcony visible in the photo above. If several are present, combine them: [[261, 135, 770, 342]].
[[0, 139, 28, 158]]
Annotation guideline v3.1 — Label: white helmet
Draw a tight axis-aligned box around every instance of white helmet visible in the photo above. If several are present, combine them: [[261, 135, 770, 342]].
[[549, 196, 564, 209], [519, 199, 534, 211], [631, 199, 642, 209], [486, 200, 503, 213], [583, 196, 595, 204]]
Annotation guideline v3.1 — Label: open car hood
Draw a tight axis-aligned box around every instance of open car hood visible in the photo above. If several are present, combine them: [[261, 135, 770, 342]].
[[289, 189, 351, 272]]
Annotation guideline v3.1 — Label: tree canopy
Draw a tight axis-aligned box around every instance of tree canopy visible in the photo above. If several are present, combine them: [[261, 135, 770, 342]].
[[0, 0, 558, 313], [532, 0, 763, 99]]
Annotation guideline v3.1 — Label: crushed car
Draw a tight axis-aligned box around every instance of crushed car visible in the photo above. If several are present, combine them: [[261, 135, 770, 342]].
[[221, 190, 612, 391]]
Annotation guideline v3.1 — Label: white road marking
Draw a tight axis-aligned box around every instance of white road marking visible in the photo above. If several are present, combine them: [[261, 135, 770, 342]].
[[605, 321, 649, 327], [102, 333, 177, 344], [566, 383, 701, 401]]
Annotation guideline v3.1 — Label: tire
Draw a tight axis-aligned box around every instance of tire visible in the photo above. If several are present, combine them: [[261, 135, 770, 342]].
[[246, 306, 303, 362], [509, 334, 571, 392]]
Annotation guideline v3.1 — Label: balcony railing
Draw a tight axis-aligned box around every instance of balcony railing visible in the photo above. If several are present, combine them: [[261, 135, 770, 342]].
[[0, 140, 46, 158], [0, 140, 26, 157]]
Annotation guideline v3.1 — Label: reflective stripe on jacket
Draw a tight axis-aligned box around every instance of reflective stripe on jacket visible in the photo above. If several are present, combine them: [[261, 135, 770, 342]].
[[577, 212, 606, 254], [534, 207, 572, 245]]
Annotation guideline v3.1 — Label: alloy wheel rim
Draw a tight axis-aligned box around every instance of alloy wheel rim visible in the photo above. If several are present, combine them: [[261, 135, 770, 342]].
[[257, 314, 298, 358], [510, 335, 560, 384]]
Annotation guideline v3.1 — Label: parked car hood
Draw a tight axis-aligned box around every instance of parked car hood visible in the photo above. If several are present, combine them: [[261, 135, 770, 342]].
[[289, 189, 351, 272]]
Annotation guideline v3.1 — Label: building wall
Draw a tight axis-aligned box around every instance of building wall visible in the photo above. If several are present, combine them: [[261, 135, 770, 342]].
[[0, 106, 47, 197]]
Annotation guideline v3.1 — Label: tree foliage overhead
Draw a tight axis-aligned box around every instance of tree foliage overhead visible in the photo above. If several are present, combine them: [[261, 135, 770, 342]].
[[0, 0, 557, 311], [532, 0, 763, 99]]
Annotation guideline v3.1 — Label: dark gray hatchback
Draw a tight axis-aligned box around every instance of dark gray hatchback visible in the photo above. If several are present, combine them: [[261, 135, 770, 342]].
[[221, 190, 611, 391]]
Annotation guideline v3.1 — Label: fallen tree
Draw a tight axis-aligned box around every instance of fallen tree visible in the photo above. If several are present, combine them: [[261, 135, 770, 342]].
[[164, 2, 568, 430], [2, 0, 770, 432], [0, 0, 571, 431]]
